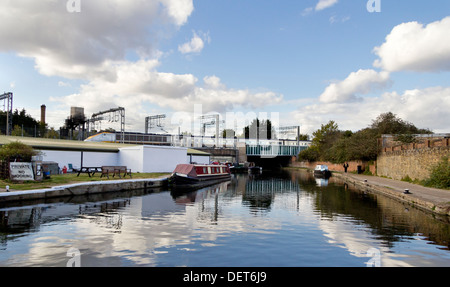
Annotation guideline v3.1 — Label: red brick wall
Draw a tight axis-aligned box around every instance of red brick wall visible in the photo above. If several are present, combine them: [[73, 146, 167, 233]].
[[292, 160, 376, 174]]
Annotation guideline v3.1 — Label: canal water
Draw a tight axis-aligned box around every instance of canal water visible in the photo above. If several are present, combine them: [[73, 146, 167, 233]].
[[0, 169, 449, 267]]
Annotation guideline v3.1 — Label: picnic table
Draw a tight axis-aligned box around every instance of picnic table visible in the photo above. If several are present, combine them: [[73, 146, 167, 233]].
[[76, 167, 102, 177]]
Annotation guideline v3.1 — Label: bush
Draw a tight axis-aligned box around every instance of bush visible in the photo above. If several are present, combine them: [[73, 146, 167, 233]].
[[0, 141, 38, 162], [298, 147, 319, 162], [424, 157, 450, 189]]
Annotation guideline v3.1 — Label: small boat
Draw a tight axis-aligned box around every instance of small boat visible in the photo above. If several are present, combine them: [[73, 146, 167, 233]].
[[314, 165, 331, 178], [229, 163, 247, 173], [247, 162, 262, 174], [170, 164, 231, 189]]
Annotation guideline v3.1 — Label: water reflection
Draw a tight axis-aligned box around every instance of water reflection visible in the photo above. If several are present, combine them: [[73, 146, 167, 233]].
[[315, 178, 329, 187], [0, 169, 449, 267]]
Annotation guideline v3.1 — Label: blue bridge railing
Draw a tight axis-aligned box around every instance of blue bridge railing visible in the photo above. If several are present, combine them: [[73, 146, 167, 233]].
[[246, 145, 307, 157]]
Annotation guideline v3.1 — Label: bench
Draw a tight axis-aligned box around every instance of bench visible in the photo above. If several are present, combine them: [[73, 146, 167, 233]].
[[101, 166, 132, 179], [114, 166, 132, 178]]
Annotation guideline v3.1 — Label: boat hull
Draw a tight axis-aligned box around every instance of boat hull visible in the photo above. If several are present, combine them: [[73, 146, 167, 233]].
[[248, 166, 262, 174], [314, 170, 331, 178], [170, 173, 231, 189]]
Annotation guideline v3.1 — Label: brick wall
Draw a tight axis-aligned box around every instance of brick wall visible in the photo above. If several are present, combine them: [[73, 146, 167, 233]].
[[377, 143, 449, 181]]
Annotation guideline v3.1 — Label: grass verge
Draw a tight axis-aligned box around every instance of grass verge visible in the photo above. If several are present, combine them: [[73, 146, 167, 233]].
[[0, 172, 171, 192]]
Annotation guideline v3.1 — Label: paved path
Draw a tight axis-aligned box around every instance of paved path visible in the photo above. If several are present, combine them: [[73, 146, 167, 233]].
[[334, 172, 450, 216]]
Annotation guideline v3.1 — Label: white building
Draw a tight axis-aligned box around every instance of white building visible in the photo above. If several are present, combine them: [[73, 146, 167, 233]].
[[0, 136, 210, 174]]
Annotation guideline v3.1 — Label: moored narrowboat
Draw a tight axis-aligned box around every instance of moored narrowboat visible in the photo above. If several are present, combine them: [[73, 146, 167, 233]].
[[313, 165, 332, 178], [170, 164, 231, 189]]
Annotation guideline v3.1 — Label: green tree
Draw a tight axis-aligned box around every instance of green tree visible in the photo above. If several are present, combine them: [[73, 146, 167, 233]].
[[0, 141, 38, 162], [222, 129, 236, 138], [297, 134, 309, 141], [298, 112, 432, 163], [0, 108, 47, 137], [299, 120, 340, 162], [371, 112, 431, 135], [11, 125, 28, 137], [44, 127, 60, 139], [244, 119, 275, 140]]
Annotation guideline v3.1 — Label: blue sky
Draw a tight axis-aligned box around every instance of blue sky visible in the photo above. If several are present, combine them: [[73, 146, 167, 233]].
[[1, 0, 449, 135]]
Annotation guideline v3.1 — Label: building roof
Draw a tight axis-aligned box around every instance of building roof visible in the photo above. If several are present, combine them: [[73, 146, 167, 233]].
[[0, 136, 137, 153], [0, 136, 212, 155], [187, 148, 211, 156]]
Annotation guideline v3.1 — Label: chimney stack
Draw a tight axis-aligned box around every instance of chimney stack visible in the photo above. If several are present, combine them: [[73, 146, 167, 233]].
[[41, 105, 46, 125]]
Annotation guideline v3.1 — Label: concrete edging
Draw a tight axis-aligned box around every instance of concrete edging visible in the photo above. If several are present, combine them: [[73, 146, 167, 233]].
[[333, 172, 450, 216], [0, 177, 169, 203]]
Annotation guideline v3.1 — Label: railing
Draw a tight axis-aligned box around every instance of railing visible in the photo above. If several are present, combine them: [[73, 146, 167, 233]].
[[246, 145, 306, 156]]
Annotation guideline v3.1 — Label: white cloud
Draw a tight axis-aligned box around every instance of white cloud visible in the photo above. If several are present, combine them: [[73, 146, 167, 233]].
[[160, 0, 194, 26], [0, 0, 194, 79], [298, 16, 450, 136], [380, 87, 450, 132], [0, 1, 282, 131], [58, 81, 71, 87], [292, 86, 450, 135], [315, 0, 339, 11], [50, 59, 283, 131], [329, 15, 350, 24], [203, 76, 225, 89], [319, 69, 391, 103], [302, 0, 338, 16], [373, 16, 450, 72], [301, 7, 314, 17], [178, 31, 210, 54]]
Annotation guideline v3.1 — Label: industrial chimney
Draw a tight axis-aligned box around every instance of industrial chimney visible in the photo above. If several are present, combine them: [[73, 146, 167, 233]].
[[41, 105, 46, 125]]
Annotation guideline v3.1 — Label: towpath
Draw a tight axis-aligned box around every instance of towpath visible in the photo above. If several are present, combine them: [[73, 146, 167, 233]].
[[334, 172, 450, 216]]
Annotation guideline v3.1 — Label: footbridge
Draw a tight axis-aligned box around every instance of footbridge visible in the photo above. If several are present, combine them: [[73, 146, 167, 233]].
[[192, 139, 310, 168], [245, 144, 307, 157]]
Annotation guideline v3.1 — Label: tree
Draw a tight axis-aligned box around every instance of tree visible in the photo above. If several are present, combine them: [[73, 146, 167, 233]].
[[299, 120, 340, 162], [311, 120, 339, 147], [222, 129, 236, 138], [44, 127, 60, 139], [0, 108, 47, 136], [244, 119, 275, 140], [297, 134, 309, 141], [371, 112, 431, 135], [298, 112, 432, 163], [0, 141, 38, 162], [11, 125, 28, 137]]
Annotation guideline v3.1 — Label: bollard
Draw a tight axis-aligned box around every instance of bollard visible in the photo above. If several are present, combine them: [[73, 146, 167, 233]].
[[6, 185, 9, 192]]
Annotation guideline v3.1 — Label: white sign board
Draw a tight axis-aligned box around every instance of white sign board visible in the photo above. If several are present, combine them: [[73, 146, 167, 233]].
[[10, 162, 35, 181]]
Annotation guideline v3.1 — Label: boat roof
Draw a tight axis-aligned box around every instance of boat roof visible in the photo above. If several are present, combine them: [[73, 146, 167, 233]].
[[315, 164, 329, 170]]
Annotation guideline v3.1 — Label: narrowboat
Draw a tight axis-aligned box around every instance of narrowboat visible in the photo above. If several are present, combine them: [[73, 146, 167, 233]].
[[170, 164, 232, 189], [313, 165, 332, 178]]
